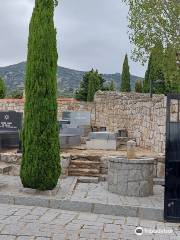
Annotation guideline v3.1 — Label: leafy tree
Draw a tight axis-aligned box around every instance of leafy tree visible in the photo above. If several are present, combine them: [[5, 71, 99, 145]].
[[0, 77, 6, 98], [10, 89, 23, 99], [120, 54, 131, 92], [170, 72, 180, 93], [135, 79, 143, 93], [20, 0, 61, 190], [123, 0, 180, 63], [75, 72, 90, 101], [75, 69, 105, 101], [87, 70, 101, 102]]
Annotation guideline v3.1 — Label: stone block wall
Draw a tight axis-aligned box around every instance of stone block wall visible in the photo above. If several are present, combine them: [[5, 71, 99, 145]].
[[94, 92, 167, 154], [0, 98, 95, 124], [0, 92, 177, 154]]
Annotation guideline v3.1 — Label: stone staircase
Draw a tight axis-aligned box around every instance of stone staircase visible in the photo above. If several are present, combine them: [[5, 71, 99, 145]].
[[68, 155, 101, 177]]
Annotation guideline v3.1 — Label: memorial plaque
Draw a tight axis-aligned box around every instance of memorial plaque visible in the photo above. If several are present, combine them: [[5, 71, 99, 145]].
[[0, 111, 22, 149], [0, 111, 22, 131]]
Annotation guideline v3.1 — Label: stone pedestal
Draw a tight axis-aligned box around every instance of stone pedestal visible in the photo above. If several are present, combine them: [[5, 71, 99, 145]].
[[108, 157, 154, 197]]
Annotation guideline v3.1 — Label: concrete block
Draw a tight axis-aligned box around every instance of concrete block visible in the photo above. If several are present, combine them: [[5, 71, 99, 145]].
[[14, 196, 49, 208]]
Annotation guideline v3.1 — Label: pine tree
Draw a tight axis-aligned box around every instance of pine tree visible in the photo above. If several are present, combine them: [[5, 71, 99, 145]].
[[20, 0, 61, 190], [0, 77, 6, 98], [120, 54, 131, 92], [135, 79, 143, 93]]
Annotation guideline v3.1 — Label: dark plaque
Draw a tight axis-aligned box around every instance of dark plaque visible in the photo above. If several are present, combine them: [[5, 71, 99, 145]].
[[0, 111, 23, 149], [0, 111, 22, 131]]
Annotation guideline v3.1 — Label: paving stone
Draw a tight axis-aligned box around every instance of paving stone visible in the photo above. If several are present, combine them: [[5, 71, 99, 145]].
[[0, 235, 16, 240], [0, 203, 179, 240], [16, 237, 35, 240]]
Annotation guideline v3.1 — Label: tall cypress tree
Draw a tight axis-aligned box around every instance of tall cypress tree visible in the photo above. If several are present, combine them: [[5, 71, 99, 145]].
[[20, 0, 61, 190], [149, 42, 166, 94], [143, 42, 166, 94], [164, 45, 180, 93], [143, 53, 152, 93], [135, 79, 143, 93], [120, 54, 131, 92]]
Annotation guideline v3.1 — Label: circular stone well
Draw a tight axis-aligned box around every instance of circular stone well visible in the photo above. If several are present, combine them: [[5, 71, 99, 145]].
[[108, 157, 154, 197]]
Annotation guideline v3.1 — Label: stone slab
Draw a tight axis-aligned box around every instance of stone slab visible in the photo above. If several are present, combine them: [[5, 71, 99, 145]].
[[0, 175, 164, 221], [77, 176, 99, 184], [86, 139, 117, 150]]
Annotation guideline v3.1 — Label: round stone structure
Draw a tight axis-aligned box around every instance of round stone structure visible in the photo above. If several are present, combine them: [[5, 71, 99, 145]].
[[108, 157, 154, 197]]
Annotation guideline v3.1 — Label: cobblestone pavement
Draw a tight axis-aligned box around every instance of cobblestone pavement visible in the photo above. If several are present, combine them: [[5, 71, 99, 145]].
[[0, 204, 179, 240], [0, 175, 163, 209]]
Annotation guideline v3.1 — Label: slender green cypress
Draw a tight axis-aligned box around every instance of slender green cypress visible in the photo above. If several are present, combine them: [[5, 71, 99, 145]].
[[20, 0, 61, 190], [148, 42, 166, 94], [135, 79, 143, 93], [143, 54, 152, 93], [120, 54, 131, 92], [0, 77, 6, 98]]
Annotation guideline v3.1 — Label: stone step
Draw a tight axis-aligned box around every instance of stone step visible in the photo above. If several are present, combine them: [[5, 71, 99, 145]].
[[68, 168, 100, 177], [71, 155, 100, 162], [69, 160, 100, 169], [77, 176, 99, 184], [0, 163, 12, 174]]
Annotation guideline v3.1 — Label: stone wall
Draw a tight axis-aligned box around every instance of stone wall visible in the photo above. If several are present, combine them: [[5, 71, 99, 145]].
[[94, 92, 167, 154], [0, 98, 95, 123], [0, 92, 172, 154]]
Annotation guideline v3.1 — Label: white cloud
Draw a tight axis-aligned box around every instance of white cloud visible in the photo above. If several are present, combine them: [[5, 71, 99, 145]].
[[0, 0, 146, 77]]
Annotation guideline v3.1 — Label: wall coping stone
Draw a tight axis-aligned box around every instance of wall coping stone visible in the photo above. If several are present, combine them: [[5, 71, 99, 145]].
[[108, 156, 155, 164]]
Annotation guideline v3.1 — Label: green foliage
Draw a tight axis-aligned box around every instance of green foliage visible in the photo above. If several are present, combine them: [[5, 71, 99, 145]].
[[123, 0, 180, 63], [135, 79, 143, 93], [10, 90, 23, 99], [0, 77, 6, 98], [148, 42, 165, 94], [75, 71, 91, 101], [143, 54, 152, 93], [163, 45, 180, 93], [87, 70, 101, 102], [75, 69, 105, 102], [121, 54, 131, 92], [109, 80, 115, 91], [170, 71, 180, 93], [143, 42, 166, 94], [20, 0, 61, 190]]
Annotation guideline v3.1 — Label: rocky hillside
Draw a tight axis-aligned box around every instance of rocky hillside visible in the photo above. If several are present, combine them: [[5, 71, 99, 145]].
[[0, 62, 143, 96]]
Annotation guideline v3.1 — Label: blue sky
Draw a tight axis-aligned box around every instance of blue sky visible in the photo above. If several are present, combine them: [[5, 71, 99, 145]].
[[0, 0, 146, 77]]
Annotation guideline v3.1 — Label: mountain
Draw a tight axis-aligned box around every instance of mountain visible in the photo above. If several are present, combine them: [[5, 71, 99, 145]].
[[0, 62, 143, 96]]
